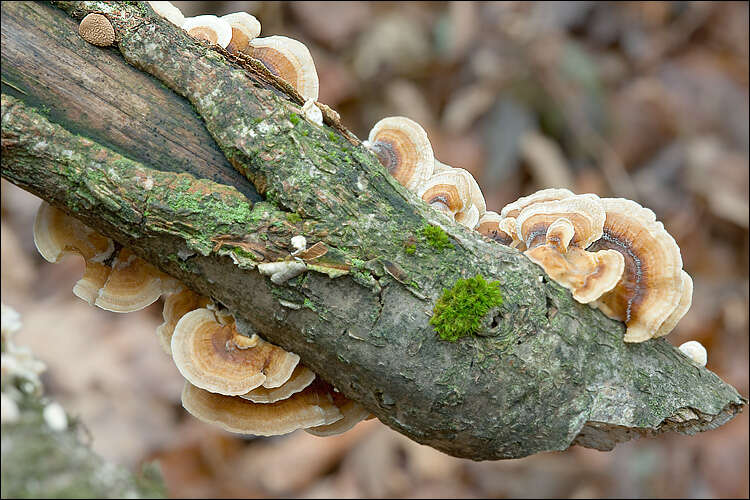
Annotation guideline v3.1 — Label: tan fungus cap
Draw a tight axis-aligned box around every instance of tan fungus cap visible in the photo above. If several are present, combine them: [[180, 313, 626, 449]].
[[477, 211, 513, 246], [182, 15, 233, 48], [588, 198, 685, 342], [500, 187, 575, 219], [148, 1, 184, 27], [171, 308, 299, 395], [417, 170, 471, 215], [247, 36, 319, 101], [241, 364, 316, 403], [156, 286, 211, 355], [367, 116, 435, 192], [455, 204, 480, 229], [94, 247, 169, 313], [33, 201, 115, 305], [516, 193, 606, 250], [305, 387, 371, 437], [181, 378, 343, 436], [221, 12, 261, 53]]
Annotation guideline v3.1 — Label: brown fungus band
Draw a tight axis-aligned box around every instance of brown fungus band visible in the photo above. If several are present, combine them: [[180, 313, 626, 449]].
[[247, 36, 320, 101], [588, 198, 687, 343], [367, 116, 435, 192]]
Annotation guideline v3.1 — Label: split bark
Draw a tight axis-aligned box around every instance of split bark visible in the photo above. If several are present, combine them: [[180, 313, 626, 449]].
[[1, 1, 746, 460]]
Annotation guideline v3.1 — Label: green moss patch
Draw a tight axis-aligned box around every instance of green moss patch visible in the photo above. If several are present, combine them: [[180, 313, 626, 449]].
[[430, 275, 503, 342], [421, 224, 451, 251]]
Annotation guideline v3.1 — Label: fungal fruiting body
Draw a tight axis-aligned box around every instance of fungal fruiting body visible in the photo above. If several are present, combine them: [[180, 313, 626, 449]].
[[587, 198, 688, 343], [367, 116, 435, 192], [221, 12, 261, 53], [148, 1, 185, 26], [678, 340, 707, 367], [247, 36, 320, 101], [78, 13, 115, 46], [182, 15, 233, 48]]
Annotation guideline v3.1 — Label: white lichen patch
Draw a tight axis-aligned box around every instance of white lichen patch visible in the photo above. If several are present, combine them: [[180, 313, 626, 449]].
[[43, 402, 68, 431], [291, 235, 307, 254]]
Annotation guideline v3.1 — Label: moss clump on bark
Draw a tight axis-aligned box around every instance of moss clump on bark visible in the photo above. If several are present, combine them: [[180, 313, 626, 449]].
[[421, 224, 452, 251], [430, 275, 503, 342]]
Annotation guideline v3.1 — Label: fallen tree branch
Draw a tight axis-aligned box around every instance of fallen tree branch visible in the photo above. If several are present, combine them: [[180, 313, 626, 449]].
[[1, 1, 745, 460]]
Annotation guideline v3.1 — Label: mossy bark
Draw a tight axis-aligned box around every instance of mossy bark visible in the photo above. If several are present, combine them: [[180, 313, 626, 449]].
[[1, 1, 746, 460]]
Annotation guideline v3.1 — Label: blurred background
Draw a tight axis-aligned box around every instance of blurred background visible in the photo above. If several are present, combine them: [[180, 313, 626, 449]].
[[1, 1, 748, 497]]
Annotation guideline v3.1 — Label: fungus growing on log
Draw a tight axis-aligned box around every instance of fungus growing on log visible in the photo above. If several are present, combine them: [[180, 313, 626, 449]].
[[182, 15, 232, 48], [500, 187, 575, 219], [241, 365, 317, 404], [156, 286, 211, 355], [78, 13, 115, 47], [147, 1, 184, 27], [366, 116, 435, 192], [171, 308, 300, 396], [181, 379, 343, 436], [418, 170, 472, 216], [246, 36, 320, 101], [220, 12, 261, 53], [679, 340, 707, 367], [305, 389, 371, 437], [588, 198, 688, 342], [94, 247, 175, 313], [33, 202, 115, 305]]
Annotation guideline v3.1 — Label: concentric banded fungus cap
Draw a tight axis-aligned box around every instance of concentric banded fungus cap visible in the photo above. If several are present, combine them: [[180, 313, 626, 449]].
[[33, 202, 115, 305], [654, 270, 693, 338], [221, 12, 261, 53], [454, 167, 486, 218], [588, 198, 685, 343], [367, 116, 435, 192], [94, 247, 169, 313], [305, 389, 371, 437], [78, 13, 115, 47], [148, 1, 184, 26], [477, 211, 513, 245], [182, 15, 232, 48], [455, 204, 480, 229], [171, 308, 299, 395], [181, 378, 343, 436], [247, 36, 319, 101], [156, 286, 211, 355], [241, 365, 316, 403], [417, 170, 471, 215], [500, 187, 575, 219], [525, 244, 625, 303], [516, 194, 606, 250]]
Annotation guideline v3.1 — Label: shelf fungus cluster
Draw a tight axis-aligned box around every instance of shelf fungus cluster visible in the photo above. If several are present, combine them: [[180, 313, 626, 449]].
[[148, 2, 323, 125], [31, 200, 371, 438], [365, 117, 487, 229], [492, 189, 693, 343]]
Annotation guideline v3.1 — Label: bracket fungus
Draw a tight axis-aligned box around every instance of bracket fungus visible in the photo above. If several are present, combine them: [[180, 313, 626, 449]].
[[418, 169, 472, 216], [182, 15, 233, 49], [78, 13, 115, 47], [241, 364, 317, 404], [181, 379, 343, 436], [477, 211, 513, 246], [588, 198, 688, 343], [94, 247, 176, 313], [305, 390, 371, 437], [156, 286, 211, 355], [247, 36, 320, 101], [171, 308, 300, 396], [147, 1, 184, 27], [221, 12, 261, 53], [33, 202, 115, 305], [367, 116, 435, 192]]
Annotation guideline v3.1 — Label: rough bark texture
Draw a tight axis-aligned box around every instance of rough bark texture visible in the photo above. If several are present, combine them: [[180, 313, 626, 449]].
[[1, 1, 746, 461]]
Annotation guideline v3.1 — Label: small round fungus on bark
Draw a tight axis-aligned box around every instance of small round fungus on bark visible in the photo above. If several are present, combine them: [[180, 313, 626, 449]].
[[182, 15, 233, 48], [367, 116, 435, 192], [678, 340, 707, 367], [221, 12, 261, 53], [171, 308, 300, 396], [430, 275, 503, 342], [78, 13, 115, 47], [247, 36, 320, 101]]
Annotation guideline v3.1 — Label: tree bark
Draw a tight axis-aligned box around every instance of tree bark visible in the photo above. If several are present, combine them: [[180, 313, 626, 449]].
[[1, 1, 746, 460]]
